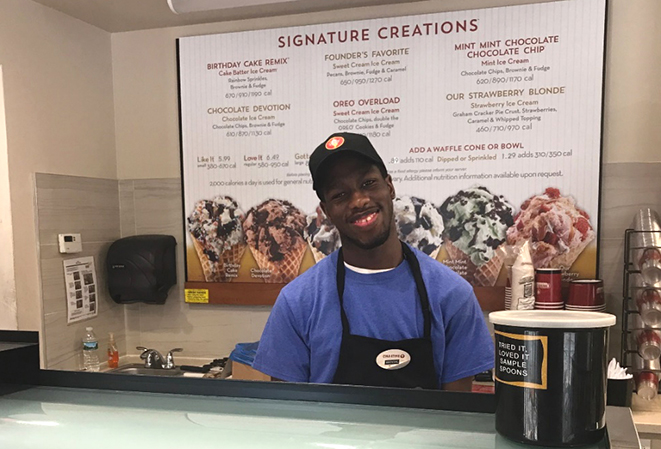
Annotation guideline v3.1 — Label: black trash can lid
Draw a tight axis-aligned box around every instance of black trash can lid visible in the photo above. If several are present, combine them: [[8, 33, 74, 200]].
[[489, 310, 616, 328]]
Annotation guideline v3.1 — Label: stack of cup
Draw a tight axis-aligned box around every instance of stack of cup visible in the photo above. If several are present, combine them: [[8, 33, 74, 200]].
[[632, 312, 661, 356], [566, 280, 606, 312], [637, 372, 659, 400], [632, 273, 661, 327], [632, 353, 660, 400], [632, 208, 661, 285], [636, 329, 661, 360], [534, 268, 563, 310]]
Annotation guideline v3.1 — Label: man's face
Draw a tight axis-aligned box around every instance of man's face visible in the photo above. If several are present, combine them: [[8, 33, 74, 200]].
[[319, 154, 396, 251]]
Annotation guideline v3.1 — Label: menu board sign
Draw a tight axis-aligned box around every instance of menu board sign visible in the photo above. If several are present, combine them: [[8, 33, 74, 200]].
[[178, 0, 606, 302]]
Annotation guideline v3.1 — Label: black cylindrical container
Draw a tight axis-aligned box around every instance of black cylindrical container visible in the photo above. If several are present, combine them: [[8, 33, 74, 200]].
[[489, 311, 616, 447]]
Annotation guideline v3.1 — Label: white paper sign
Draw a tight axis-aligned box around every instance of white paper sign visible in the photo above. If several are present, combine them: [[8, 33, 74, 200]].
[[64, 256, 99, 324]]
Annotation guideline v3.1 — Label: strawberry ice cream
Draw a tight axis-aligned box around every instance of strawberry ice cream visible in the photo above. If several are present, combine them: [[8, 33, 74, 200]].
[[506, 187, 595, 269]]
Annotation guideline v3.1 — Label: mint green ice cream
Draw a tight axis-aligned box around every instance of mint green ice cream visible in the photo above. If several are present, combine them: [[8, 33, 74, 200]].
[[439, 186, 514, 266]]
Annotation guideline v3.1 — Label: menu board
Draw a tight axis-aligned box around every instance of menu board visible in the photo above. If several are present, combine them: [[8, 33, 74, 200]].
[[178, 0, 606, 303]]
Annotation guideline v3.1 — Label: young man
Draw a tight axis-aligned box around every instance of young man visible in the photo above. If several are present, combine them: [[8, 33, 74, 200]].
[[252, 133, 494, 390]]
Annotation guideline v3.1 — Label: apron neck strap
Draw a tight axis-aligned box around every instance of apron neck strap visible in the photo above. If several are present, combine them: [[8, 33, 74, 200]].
[[336, 242, 432, 339]]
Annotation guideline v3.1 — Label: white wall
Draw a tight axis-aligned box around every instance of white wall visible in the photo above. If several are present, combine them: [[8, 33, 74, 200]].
[[0, 67, 17, 330], [602, 0, 661, 163], [0, 0, 117, 332]]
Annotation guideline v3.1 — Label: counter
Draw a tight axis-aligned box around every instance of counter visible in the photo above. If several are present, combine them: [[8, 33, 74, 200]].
[[0, 330, 632, 449], [632, 394, 661, 447], [0, 385, 603, 449]]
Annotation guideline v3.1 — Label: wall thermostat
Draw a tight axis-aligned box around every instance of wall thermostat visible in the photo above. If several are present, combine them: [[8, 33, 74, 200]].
[[58, 233, 82, 254]]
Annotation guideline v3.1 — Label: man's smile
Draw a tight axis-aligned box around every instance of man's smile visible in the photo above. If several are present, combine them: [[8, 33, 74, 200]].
[[349, 210, 379, 228]]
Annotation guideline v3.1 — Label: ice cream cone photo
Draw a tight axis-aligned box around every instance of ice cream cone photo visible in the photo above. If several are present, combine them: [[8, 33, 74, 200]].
[[439, 186, 514, 286], [243, 198, 307, 283], [187, 196, 246, 282], [506, 187, 596, 270]]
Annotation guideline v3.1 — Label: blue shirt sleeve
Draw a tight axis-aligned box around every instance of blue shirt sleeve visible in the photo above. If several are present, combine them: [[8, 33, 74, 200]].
[[252, 290, 311, 382], [439, 285, 495, 385]]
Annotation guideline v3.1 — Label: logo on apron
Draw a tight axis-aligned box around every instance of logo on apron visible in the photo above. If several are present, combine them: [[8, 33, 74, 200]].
[[375, 349, 411, 370]]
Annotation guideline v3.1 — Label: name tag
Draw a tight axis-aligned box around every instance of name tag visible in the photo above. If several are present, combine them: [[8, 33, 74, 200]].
[[375, 349, 411, 370]]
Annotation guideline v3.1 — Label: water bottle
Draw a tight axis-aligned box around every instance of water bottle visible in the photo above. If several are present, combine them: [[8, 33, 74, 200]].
[[82, 327, 100, 372]]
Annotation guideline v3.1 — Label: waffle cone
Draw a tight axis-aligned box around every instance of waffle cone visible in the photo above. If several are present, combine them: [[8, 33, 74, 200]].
[[219, 242, 246, 282], [443, 238, 477, 283], [192, 236, 246, 282], [249, 241, 306, 283], [308, 243, 327, 263], [191, 237, 221, 282], [474, 248, 505, 287], [546, 234, 594, 270]]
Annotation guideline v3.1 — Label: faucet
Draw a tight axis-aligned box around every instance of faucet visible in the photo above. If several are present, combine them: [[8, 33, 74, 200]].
[[164, 348, 183, 369], [137, 347, 183, 369]]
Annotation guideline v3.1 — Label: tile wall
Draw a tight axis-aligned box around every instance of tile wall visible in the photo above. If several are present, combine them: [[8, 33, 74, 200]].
[[36, 174, 271, 369], [35, 173, 125, 370], [118, 179, 271, 361], [36, 162, 661, 369]]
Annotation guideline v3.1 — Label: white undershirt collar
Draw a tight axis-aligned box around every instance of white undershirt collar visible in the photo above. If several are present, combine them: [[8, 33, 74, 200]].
[[344, 262, 396, 274]]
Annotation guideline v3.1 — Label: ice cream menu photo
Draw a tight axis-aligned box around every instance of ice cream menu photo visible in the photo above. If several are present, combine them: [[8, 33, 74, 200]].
[[178, 0, 606, 304]]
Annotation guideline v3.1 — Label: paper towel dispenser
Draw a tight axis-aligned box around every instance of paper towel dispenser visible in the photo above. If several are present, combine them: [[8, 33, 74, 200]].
[[106, 235, 177, 304]]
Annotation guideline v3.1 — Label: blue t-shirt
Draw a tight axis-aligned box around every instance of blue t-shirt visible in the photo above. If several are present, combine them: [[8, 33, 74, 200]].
[[252, 246, 494, 388]]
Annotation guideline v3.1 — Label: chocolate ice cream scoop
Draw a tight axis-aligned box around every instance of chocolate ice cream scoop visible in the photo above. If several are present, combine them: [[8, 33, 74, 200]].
[[243, 199, 306, 262]]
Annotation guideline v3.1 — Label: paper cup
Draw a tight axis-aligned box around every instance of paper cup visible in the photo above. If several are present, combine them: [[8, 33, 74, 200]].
[[535, 268, 563, 305], [637, 288, 661, 327], [567, 280, 604, 307], [636, 329, 661, 360]]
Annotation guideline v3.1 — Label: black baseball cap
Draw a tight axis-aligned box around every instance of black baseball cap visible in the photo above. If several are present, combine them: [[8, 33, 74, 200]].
[[309, 132, 387, 197]]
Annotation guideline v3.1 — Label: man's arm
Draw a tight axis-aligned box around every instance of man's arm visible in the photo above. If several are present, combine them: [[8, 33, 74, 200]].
[[438, 282, 495, 388], [442, 376, 473, 391], [252, 291, 311, 382]]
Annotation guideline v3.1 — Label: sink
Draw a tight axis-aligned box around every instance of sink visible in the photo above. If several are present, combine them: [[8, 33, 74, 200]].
[[110, 363, 184, 377]]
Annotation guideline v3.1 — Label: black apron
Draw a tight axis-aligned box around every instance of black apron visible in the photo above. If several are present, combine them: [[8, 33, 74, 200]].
[[332, 241, 438, 389]]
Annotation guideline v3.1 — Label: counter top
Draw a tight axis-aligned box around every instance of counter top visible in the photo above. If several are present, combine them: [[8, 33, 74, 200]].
[[632, 394, 661, 436], [0, 342, 38, 352], [0, 385, 604, 449]]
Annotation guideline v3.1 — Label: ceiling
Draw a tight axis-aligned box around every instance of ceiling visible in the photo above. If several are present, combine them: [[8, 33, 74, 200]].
[[29, 0, 424, 33]]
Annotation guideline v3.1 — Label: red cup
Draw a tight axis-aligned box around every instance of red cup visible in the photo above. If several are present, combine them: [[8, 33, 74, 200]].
[[637, 330, 661, 360], [567, 280, 604, 307], [565, 305, 606, 312], [637, 288, 661, 327], [535, 303, 564, 309], [535, 268, 562, 305], [636, 371, 659, 400], [640, 248, 661, 285]]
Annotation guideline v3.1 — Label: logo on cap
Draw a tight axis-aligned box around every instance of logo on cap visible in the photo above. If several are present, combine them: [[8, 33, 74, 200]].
[[325, 136, 345, 150]]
